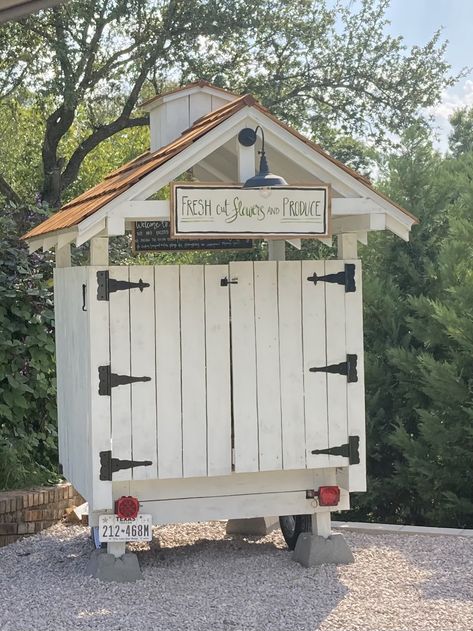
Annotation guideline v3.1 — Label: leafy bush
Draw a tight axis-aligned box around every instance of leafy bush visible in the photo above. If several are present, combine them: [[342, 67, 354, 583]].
[[0, 203, 60, 489]]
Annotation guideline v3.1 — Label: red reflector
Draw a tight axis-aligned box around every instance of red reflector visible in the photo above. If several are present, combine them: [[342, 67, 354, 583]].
[[115, 496, 140, 520], [318, 486, 340, 506]]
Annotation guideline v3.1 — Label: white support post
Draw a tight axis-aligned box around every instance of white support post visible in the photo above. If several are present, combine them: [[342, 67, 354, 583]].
[[310, 512, 332, 538], [237, 135, 256, 183], [90, 237, 109, 266], [268, 240, 285, 261], [337, 233, 358, 259], [55, 244, 71, 268]]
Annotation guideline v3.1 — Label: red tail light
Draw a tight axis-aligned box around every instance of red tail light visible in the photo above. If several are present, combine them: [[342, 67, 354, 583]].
[[318, 486, 340, 506], [115, 496, 140, 520]]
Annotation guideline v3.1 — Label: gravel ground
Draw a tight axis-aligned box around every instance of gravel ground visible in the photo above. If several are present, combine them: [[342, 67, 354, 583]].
[[1, 521, 473, 631]]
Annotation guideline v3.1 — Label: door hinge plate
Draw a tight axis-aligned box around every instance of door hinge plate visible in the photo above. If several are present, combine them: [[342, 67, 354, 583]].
[[309, 354, 358, 382], [311, 435, 360, 465], [99, 451, 153, 481], [97, 270, 150, 301], [98, 365, 151, 396], [307, 263, 356, 292]]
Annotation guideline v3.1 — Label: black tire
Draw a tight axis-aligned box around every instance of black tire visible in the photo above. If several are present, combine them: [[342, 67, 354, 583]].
[[279, 514, 312, 550]]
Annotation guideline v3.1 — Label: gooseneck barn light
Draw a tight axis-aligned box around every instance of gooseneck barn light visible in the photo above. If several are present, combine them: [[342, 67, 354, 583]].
[[238, 126, 287, 188]]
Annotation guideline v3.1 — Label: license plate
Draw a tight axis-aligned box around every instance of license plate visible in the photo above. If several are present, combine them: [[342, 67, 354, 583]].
[[98, 514, 152, 542]]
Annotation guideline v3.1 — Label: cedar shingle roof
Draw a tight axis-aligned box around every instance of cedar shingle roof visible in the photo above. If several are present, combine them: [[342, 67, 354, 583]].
[[23, 95, 254, 240], [23, 86, 417, 241]]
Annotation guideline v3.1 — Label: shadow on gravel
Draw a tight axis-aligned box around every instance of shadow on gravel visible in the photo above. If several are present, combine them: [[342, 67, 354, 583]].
[[344, 531, 473, 603]]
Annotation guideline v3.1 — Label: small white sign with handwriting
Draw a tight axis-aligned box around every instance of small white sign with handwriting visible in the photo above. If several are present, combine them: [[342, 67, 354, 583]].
[[171, 183, 330, 239]]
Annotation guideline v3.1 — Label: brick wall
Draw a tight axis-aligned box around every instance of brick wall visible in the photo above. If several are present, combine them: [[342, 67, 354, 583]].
[[0, 483, 85, 547]]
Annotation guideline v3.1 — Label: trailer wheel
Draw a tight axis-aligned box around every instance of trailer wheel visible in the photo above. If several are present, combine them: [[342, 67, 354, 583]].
[[279, 515, 312, 550], [90, 526, 106, 550]]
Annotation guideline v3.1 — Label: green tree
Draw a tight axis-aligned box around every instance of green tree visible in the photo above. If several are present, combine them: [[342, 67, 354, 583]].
[[349, 123, 452, 523], [0, 203, 58, 489], [0, 0, 458, 208]]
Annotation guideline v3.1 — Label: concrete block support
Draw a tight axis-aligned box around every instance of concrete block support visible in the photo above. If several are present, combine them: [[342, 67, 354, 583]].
[[86, 550, 143, 582], [226, 516, 279, 536], [293, 533, 354, 567]]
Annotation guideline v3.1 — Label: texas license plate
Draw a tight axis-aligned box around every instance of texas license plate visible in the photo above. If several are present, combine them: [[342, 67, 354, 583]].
[[98, 514, 152, 542]]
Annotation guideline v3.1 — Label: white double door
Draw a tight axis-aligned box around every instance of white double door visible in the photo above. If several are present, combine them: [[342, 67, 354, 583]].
[[105, 260, 364, 483]]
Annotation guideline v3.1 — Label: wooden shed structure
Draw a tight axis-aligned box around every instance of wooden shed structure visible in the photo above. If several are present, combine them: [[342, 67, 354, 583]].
[[23, 80, 417, 561]]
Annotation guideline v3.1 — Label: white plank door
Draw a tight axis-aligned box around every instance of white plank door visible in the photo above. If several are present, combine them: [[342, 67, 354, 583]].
[[129, 266, 157, 479], [324, 260, 350, 467], [155, 265, 183, 479], [278, 261, 306, 470], [229, 261, 259, 473], [205, 265, 232, 477], [180, 265, 207, 477], [302, 260, 330, 469], [88, 267, 113, 510], [108, 266, 132, 481], [253, 262, 282, 471], [345, 260, 366, 490]]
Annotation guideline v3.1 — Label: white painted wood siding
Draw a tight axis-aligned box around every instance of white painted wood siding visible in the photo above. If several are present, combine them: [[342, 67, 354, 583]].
[[55, 260, 364, 498], [54, 267, 92, 501]]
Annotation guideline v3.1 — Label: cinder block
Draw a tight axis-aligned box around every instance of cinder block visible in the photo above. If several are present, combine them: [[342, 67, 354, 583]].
[[293, 533, 354, 567], [86, 550, 143, 582]]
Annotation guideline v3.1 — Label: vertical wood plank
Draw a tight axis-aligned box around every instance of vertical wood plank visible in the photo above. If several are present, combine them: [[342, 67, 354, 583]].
[[108, 266, 132, 481], [180, 265, 207, 477], [344, 259, 366, 491], [190, 92, 212, 123], [254, 261, 282, 471], [278, 261, 306, 470], [204, 265, 232, 476], [324, 259, 349, 467], [88, 266, 113, 510], [129, 266, 157, 479], [155, 265, 183, 479], [230, 261, 259, 472], [302, 260, 330, 469], [55, 268, 93, 500]]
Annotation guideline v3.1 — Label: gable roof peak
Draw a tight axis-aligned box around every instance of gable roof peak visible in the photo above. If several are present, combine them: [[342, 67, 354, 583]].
[[139, 80, 239, 111]]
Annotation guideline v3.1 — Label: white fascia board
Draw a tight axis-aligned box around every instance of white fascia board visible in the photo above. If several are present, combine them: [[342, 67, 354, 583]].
[[27, 238, 44, 253], [332, 213, 386, 233], [76, 218, 106, 246], [248, 108, 416, 233], [42, 235, 58, 251], [76, 107, 251, 238]]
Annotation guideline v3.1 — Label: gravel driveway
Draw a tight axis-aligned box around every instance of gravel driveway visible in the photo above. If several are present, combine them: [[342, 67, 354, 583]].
[[1, 521, 472, 631]]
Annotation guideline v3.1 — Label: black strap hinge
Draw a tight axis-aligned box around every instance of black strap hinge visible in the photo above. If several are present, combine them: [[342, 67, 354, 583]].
[[307, 263, 356, 292], [97, 270, 150, 301], [220, 276, 238, 287], [98, 365, 151, 396], [99, 451, 153, 481], [311, 435, 360, 465], [309, 354, 358, 382]]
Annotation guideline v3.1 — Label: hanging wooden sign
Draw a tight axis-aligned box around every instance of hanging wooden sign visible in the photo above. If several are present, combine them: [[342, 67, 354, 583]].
[[171, 183, 330, 239]]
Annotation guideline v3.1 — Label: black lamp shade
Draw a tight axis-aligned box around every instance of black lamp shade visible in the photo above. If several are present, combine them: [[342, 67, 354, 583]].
[[243, 151, 287, 188]]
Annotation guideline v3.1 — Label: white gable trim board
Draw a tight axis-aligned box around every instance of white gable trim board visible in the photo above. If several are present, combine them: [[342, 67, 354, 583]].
[[25, 106, 415, 254]]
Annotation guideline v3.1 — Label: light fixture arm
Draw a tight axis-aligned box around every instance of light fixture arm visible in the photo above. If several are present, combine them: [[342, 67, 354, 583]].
[[238, 125, 287, 188]]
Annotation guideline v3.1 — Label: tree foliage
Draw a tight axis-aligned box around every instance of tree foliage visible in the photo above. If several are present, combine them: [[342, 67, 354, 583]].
[[0, 204, 58, 489], [0, 0, 457, 208], [347, 112, 473, 528]]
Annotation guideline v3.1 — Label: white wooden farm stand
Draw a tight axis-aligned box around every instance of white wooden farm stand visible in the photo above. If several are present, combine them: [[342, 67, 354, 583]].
[[24, 81, 417, 572]]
